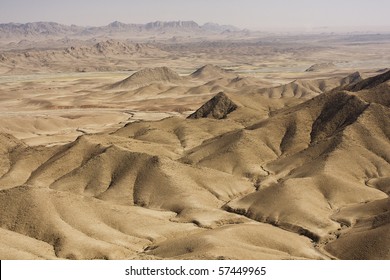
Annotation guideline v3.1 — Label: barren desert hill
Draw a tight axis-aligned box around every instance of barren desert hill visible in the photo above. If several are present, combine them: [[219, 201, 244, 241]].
[[324, 197, 390, 259], [0, 132, 27, 154], [112, 66, 183, 89], [104, 65, 362, 110], [0, 39, 169, 74], [113, 115, 245, 151], [0, 67, 389, 260], [183, 71, 369, 125], [187, 92, 238, 119], [180, 72, 390, 244], [0, 22, 81, 40], [0, 67, 376, 148], [344, 68, 390, 91], [98, 65, 289, 118], [182, 73, 389, 176], [305, 62, 336, 72], [255, 72, 363, 99], [0, 21, 242, 42], [70, 40, 164, 56], [190, 64, 236, 80], [1, 18, 390, 260]]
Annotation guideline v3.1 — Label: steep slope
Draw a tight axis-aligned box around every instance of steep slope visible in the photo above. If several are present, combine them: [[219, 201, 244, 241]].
[[324, 198, 390, 259], [344, 69, 390, 91], [225, 91, 390, 244], [182, 86, 389, 247], [187, 92, 238, 119], [0, 133, 28, 182], [256, 72, 363, 99]]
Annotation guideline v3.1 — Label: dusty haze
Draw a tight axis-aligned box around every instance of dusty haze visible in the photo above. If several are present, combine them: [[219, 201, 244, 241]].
[[2, 0, 390, 31]]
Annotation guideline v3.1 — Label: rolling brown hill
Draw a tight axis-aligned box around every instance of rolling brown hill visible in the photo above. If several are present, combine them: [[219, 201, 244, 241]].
[[190, 64, 236, 80], [112, 67, 183, 89], [255, 72, 363, 99], [0, 40, 168, 73], [0, 69, 389, 260]]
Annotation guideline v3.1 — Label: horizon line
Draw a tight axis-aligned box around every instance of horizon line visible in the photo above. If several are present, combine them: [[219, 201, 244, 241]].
[[1, 20, 390, 33]]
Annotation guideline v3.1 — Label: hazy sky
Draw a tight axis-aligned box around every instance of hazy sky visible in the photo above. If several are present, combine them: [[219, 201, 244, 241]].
[[1, 0, 390, 30]]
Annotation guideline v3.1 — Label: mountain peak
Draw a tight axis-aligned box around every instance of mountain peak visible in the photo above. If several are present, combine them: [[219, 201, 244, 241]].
[[187, 92, 238, 119], [107, 21, 128, 28], [0, 20, 241, 40], [344, 69, 390, 91], [191, 64, 235, 79], [202, 22, 240, 32], [145, 20, 199, 30], [114, 66, 182, 88]]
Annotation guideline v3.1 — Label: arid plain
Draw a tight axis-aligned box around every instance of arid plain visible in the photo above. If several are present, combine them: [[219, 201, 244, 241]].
[[0, 22, 389, 259]]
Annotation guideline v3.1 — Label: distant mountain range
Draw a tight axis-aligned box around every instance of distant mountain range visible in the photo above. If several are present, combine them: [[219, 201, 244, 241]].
[[0, 21, 242, 41]]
